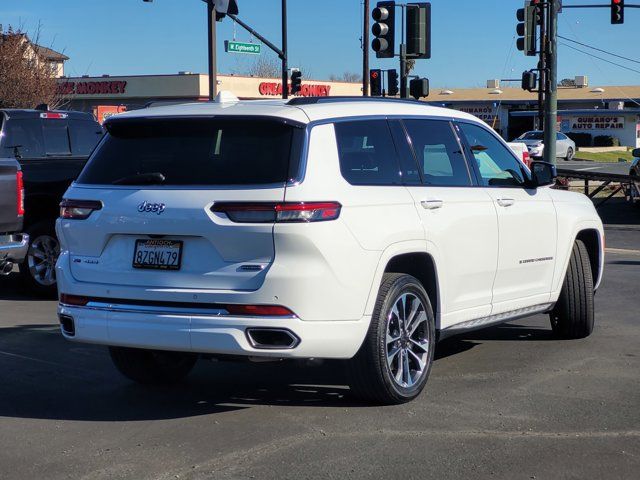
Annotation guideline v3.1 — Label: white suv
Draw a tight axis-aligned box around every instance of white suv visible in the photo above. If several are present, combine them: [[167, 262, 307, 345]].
[[56, 96, 604, 404]]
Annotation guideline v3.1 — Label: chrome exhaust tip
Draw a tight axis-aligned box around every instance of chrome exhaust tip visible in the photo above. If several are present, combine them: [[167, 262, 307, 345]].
[[58, 314, 75, 336], [0, 262, 14, 275], [246, 328, 300, 350]]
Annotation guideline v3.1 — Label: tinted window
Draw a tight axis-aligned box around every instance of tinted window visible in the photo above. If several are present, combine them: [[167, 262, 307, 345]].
[[403, 119, 471, 186], [520, 131, 544, 140], [1, 118, 45, 158], [42, 120, 71, 155], [78, 118, 300, 186], [69, 119, 103, 156], [459, 122, 529, 187], [388, 120, 421, 184], [335, 120, 401, 185]]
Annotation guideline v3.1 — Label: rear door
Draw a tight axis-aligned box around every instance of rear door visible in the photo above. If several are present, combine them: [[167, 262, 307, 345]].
[[457, 121, 557, 314], [61, 116, 303, 291], [394, 119, 498, 328]]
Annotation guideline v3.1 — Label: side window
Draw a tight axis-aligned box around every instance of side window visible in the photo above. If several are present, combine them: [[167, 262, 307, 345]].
[[42, 120, 71, 155], [403, 119, 471, 186], [458, 122, 528, 187], [1, 118, 45, 158], [334, 120, 402, 185], [388, 120, 421, 185], [69, 120, 103, 156]]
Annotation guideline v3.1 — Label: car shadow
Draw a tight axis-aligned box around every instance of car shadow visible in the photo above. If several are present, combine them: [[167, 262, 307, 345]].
[[0, 272, 55, 301], [0, 320, 555, 422]]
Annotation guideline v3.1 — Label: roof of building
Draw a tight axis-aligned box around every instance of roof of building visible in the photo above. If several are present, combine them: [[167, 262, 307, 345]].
[[110, 96, 481, 124], [426, 85, 640, 103], [32, 43, 69, 61], [511, 108, 640, 117]]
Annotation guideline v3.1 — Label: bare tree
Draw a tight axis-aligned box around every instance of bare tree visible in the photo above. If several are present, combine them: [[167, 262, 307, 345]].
[[246, 55, 281, 78], [0, 24, 62, 109], [329, 71, 362, 83]]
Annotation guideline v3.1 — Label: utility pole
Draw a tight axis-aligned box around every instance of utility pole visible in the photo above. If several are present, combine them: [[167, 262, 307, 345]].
[[281, 0, 288, 99], [543, 0, 558, 165], [399, 5, 407, 98], [537, 1, 546, 131], [363, 0, 370, 96], [207, 0, 217, 100]]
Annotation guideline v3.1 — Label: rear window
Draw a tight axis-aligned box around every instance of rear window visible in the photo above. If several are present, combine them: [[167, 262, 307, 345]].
[[77, 118, 301, 186], [1, 118, 46, 158], [69, 119, 103, 156]]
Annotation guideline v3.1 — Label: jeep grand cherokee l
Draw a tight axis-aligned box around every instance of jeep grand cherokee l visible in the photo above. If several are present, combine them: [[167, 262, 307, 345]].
[[56, 96, 604, 404]]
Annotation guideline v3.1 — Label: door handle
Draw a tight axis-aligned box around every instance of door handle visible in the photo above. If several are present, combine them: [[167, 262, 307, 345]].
[[421, 199, 444, 210], [496, 198, 515, 207]]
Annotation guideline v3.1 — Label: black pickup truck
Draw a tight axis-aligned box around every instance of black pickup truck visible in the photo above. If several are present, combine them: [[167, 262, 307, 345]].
[[0, 157, 28, 275], [0, 108, 103, 294]]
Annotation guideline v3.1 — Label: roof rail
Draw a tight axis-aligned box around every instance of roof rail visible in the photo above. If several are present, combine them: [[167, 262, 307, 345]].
[[286, 96, 424, 106]]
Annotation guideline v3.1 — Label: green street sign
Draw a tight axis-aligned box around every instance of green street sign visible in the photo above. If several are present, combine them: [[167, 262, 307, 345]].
[[225, 41, 261, 55]]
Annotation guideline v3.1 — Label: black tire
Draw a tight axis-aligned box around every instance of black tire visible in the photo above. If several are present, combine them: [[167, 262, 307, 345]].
[[109, 347, 198, 385], [550, 239, 595, 339], [347, 273, 435, 405], [19, 220, 59, 297], [565, 147, 574, 161]]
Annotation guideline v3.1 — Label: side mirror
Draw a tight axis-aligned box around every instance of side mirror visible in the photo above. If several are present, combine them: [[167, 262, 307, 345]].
[[632, 148, 640, 158], [530, 161, 556, 187]]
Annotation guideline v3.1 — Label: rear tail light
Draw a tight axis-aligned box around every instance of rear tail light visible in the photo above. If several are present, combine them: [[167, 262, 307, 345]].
[[60, 199, 103, 220], [211, 202, 341, 223], [16, 171, 24, 217], [40, 112, 68, 119], [522, 150, 531, 167]]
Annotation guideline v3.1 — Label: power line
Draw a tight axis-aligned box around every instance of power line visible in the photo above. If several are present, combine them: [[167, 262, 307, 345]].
[[558, 35, 640, 65], [559, 42, 640, 76]]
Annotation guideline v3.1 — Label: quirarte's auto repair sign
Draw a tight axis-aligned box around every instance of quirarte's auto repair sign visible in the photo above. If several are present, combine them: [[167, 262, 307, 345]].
[[570, 116, 624, 130]]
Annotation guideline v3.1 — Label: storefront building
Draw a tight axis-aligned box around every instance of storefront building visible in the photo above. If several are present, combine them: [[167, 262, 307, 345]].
[[57, 73, 362, 122]]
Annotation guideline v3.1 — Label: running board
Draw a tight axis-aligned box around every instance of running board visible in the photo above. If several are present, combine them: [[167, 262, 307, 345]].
[[438, 303, 554, 341]]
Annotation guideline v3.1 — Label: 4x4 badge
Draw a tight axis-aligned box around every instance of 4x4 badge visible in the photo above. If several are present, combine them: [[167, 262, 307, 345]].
[[137, 201, 166, 215]]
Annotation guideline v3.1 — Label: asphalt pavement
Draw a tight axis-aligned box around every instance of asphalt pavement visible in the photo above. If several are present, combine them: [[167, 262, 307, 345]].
[[0, 200, 639, 480]]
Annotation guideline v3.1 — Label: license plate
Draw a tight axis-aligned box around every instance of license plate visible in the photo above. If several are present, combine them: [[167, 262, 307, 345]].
[[133, 239, 182, 270]]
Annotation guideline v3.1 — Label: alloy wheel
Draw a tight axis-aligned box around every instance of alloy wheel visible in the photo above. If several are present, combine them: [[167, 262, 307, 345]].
[[27, 234, 60, 286], [385, 293, 430, 388]]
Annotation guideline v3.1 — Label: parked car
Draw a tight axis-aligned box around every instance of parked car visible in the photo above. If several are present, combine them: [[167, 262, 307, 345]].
[[514, 130, 576, 161], [0, 108, 103, 294], [56, 96, 604, 404], [0, 157, 28, 274], [631, 148, 640, 206], [506, 141, 531, 167]]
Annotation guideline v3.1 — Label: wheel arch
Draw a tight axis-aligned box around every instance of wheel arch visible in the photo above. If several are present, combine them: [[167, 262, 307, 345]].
[[575, 228, 602, 290], [365, 243, 441, 329]]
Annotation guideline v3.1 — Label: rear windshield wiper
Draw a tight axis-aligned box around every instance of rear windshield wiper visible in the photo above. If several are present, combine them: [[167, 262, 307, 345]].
[[112, 172, 166, 185]]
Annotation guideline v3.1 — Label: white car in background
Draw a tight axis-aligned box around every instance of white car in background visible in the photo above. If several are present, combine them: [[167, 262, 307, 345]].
[[56, 96, 604, 405], [507, 141, 531, 167], [515, 130, 576, 161]]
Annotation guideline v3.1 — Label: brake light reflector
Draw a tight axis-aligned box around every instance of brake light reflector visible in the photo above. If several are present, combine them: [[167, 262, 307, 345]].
[[60, 294, 90, 306], [16, 171, 24, 217], [224, 304, 295, 316], [211, 202, 342, 223], [60, 199, 103, 220], [522, 150, 531, 168]]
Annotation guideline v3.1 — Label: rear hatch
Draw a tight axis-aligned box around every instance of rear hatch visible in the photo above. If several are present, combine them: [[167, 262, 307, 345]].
[[62, 116, 304, 291]]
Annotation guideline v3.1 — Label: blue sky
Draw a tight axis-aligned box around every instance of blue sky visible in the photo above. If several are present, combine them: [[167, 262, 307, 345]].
[[3, 0, 639, 87]]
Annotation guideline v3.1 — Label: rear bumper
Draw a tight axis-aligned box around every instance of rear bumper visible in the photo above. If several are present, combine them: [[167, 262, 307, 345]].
[[0, 233, 29, 264], [57, 303, 371, 359]]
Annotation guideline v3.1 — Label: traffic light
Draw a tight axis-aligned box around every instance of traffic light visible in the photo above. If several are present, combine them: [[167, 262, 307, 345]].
[[409, 78, 429, 99], [372, 1, 395, 58], [516, 5, 537, 56], [290, 69, 302, 95], [406, 3, 431, 59], [521, 70, 538, 92], [370, 69, 382, 97], [611, 0, 624, 24], [387, 69, 399, 96]]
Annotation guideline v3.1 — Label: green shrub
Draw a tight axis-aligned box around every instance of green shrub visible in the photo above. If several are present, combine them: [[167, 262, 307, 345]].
[[593, 135, 620, 147], [565, 132, 592, 147]]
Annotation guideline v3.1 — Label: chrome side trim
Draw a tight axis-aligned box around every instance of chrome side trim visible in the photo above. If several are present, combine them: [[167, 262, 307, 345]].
[[440, 303, 553, 339], [59, 301, 296, 319]]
